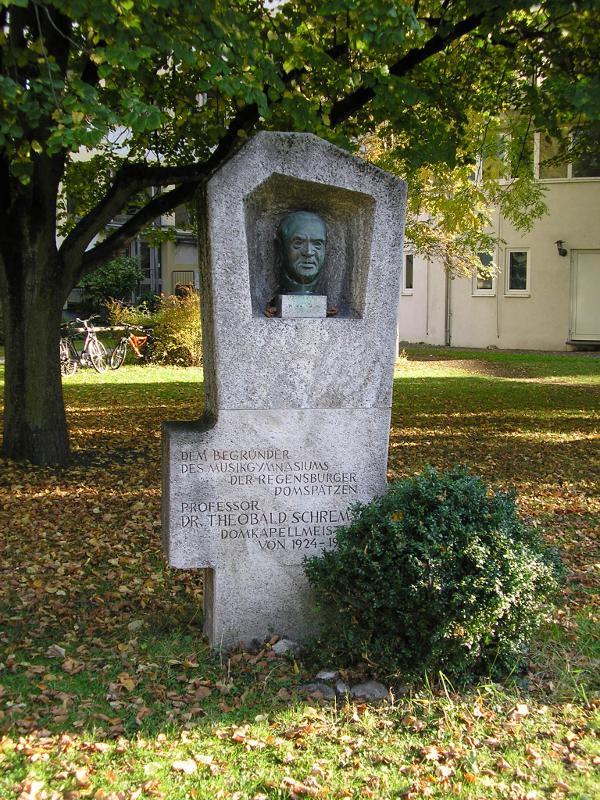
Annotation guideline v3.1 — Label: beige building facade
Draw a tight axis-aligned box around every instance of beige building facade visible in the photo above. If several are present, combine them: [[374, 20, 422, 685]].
[[120, 206, 199, 300], [398, 135, 600, 351], [64, 139, 200, 305]]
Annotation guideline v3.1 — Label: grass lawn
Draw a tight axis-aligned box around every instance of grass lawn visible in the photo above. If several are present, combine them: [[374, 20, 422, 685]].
[[0, 352, 599, 800]]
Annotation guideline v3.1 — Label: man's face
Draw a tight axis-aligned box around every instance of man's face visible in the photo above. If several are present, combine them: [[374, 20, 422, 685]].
[[281, 213, 326, 287]]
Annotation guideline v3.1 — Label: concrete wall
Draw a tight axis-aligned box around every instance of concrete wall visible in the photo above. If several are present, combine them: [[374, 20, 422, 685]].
[[397, 255, 447, 346], [398, 178, 600, 351]]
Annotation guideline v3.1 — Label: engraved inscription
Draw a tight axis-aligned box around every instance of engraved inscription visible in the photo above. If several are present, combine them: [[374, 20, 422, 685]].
[[177, 446, 358, 552]]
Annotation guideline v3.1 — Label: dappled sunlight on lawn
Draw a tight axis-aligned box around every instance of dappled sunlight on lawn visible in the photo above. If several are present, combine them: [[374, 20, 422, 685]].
[[0, 357, 598, 799]]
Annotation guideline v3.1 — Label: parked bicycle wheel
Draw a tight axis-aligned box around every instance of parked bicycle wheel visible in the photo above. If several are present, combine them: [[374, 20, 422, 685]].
[[140, 329, 158, 364], [60, 339, 78, 375], [110, 339, 128, 370], [88, 339, 108, 373]]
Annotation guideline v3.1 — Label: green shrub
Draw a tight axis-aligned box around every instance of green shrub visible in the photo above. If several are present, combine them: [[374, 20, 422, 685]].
[[152, 292, 202, 366], [304, 465, 564, 679], [105, 292, 202, 366], [105, 298, 154, 327], [81, 255, 143, 309]]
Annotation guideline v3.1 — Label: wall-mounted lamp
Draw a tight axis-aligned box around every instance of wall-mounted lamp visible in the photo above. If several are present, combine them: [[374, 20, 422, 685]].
[[555, 240, 568, 257]]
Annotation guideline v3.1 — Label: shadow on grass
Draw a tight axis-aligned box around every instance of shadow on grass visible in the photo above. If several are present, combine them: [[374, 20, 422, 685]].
[[0, 367, 598, 744], [390, 375, 599, 488]]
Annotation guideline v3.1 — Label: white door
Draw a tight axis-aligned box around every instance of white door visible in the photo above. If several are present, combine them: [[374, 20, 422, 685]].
[[570, 251, 600, 341]]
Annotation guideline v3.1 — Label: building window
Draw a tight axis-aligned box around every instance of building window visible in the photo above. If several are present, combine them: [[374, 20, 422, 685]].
[[402, 253, 414, 294], [505, 250, 530, 296], [537, 126, 600, 180], [571, 124, 600, 178], [538, 134, 568, 179], [472, 252, 496, 296], [172, 270, 199, 294], [175, 204, 191, 228], [479, 129, 534, 182]]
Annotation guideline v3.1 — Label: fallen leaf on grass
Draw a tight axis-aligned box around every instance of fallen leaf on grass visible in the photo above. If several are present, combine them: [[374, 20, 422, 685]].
[[231, 726, 249, 742], [62, 658, 84, 674], [508, 703, 529, 721], [435, 763, 454, 779], [194, 753, 213, 766], [90, 742, 110, 753], [525, 743, 543, 766], [402, 715, 426, 732], [74, 766, 91, 787], [17, 780, 46, 800], [117, 672, 136, 692], [281, 776, 321, 797], [45, 644, 66, 659], [172, 758, 197, 774], [135, 705, 152, 724], [421, 745, 441, 761], [310, 761, 328, 778]]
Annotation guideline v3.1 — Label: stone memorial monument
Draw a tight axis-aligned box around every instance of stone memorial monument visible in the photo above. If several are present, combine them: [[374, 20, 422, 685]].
[[163, 131, 406, 649]]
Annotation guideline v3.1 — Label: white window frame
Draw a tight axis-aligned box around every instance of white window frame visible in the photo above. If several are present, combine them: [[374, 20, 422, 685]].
[[505, 249, 530, 297], [472, 253, 496, 297], [402, 252, 414, 295]]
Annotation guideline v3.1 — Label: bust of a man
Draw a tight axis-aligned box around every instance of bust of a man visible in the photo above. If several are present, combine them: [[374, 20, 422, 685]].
[[276, 211, 327, 295]]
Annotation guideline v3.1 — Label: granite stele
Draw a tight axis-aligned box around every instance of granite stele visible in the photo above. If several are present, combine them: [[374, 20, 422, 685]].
[[163, 131, 406, 649]]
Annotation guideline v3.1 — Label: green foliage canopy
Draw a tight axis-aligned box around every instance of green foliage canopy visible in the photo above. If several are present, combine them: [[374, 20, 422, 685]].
[[2, 0, 599, 274], [1, 0, 599, 465]]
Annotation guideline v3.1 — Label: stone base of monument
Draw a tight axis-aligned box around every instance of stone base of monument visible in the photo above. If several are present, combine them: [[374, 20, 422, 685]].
[[277, 294, 327, 318], [163, 408, 390, 648]]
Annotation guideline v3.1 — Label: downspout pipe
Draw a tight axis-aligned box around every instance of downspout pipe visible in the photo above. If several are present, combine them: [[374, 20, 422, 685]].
[[445, 271, 452, 346]]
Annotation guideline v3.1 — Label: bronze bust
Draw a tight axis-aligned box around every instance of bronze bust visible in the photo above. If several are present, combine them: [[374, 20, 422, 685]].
[[276, 211, 327, 295]]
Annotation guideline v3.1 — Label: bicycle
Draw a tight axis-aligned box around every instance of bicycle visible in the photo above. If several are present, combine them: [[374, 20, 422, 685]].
[[109, 324, 156, 369], [60, 330, 78, 375], [60, 316, 108, 374]]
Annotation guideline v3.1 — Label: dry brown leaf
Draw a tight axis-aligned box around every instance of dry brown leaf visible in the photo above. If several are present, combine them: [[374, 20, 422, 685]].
[[422, 745, 441, 761], [495, 756, 511, 772], [62, 658, 84, 674], [117, 672, 136, 692], [17, 780, 46, 800], [45, 644, 66, 659], [74, 767, 91, 787], [172, 758, 197, 774], [281, 776, 321, 797]]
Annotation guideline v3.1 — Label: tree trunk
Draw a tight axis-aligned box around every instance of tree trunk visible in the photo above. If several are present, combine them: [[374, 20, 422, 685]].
[[2, 252, 70, 466], [0, 154, 72, 466]]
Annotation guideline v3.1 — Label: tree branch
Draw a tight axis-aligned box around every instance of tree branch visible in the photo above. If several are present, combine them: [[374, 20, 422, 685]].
[[329, 10, 492, 127], [60, 98, 260, 271], [59, 31, 353, 269], [67, 94, 264, 278], [62, 11, 496, 278], [36, 4, 72, 74], [77, 181, 198, 277]]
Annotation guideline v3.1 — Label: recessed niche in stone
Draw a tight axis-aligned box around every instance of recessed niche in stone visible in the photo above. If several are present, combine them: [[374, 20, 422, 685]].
[[244, 173, 375, 318]]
